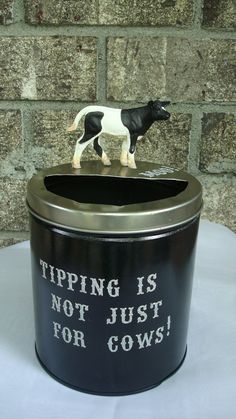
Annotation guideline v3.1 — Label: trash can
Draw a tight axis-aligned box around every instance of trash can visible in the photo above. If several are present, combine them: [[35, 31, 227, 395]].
[[27, 160, 202, 395]]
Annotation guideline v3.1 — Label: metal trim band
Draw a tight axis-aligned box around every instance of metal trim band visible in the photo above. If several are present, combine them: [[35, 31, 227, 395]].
[[27, 203, 202, 235], [27, 161, 202, 234]]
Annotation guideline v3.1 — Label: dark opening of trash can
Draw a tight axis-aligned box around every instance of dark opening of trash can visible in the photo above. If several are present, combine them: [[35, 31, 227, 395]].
[[44, 175, 188, 206]]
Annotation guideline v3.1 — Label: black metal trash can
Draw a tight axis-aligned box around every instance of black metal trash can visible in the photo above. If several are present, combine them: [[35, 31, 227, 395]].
[[27, 160, 202, 395]]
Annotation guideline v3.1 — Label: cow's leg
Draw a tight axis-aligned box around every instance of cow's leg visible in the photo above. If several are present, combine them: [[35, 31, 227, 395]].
[[120, 137, 129, 166], [72, 131, 101, 168], [127, 134, 138, 169], [93, 137, 111, 166]]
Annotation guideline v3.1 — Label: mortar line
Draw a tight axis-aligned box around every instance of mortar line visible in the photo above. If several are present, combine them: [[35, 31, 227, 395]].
[[193, 0, 204, 28], [96, 35, 107, 102], [13, 0, 25, 23], [188, 109, 202, 174], [0, 24, 235, 40], [0, 101, 235, 112], [21, 108, 34, 150]]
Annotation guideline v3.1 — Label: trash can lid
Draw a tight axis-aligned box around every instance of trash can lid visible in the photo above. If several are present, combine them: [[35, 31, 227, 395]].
[[27, 160, 202, 234]]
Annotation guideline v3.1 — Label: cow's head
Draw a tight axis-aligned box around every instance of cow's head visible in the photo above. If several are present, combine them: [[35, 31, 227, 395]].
[[148, 100, 171, 121]]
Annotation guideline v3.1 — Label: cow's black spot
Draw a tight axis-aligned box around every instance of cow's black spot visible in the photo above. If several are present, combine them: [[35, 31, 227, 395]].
[[79, 112, 104, 144], [84, 112, 103, 133], [121, 107, 153, 136]]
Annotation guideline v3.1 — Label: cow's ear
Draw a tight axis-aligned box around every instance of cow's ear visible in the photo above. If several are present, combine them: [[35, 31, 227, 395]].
[[161, 101, 171, 107], [148, 100, 154, 108]]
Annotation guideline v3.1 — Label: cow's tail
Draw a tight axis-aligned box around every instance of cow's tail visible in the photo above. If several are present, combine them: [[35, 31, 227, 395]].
[[67, 107, 88, 132]]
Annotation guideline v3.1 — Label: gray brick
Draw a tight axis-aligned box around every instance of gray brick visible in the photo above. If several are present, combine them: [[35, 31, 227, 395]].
[[202, 0, 236, 30], [107, 38, 168, 102], [30, 110, 75, 169], [0, 37, 97, 101], [134, 113, 191, 169], [0, 179, 28, 231], [24, 0, 98, 25], [0, 0, 14, 25], [199, 174, 236, 232], [166, 38, 236, 102], [0, 110, 25, 178], [200, 113, 236, 174], [24, 0, 194, 26], [99, 0, 194, 26], [0, 111, 22, 161], [107, 37, 236, 102]]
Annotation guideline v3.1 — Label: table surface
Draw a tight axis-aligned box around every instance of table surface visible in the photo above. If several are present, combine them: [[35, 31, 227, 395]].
[[0, 220, 235, 419]]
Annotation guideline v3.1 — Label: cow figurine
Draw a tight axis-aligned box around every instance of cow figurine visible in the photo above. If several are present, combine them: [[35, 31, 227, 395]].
[[67, 100, 171, 169]]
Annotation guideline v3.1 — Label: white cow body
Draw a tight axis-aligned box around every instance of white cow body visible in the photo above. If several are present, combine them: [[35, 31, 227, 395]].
[[72, 105, 129, 136], [67, 101, 170, 169], [68, 105, 132, 168]]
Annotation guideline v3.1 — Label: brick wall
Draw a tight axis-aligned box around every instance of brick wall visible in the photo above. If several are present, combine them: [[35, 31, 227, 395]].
[[0, 0, 235, 247]]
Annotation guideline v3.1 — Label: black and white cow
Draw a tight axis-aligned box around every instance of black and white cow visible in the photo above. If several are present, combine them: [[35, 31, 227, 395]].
[[67, 100, 170, 169]]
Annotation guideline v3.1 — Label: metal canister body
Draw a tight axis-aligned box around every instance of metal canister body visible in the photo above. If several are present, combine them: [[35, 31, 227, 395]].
[[27, 161, 202, 395]]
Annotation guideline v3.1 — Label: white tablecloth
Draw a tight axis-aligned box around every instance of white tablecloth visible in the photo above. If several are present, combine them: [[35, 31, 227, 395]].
[[0, 220, 235, 419]]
